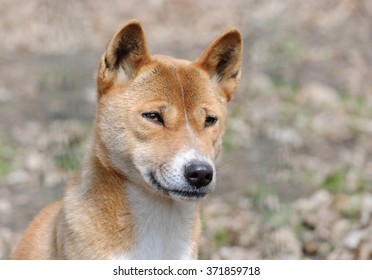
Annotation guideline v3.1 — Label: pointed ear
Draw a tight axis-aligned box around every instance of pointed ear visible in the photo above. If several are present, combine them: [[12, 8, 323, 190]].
[[101, 20, 150, 80], [196, 29, 243, 102]]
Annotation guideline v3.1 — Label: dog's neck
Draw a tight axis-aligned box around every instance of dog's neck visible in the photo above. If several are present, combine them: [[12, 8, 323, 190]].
[[77, 151, 200, 260], [115, 185, 199, 259]]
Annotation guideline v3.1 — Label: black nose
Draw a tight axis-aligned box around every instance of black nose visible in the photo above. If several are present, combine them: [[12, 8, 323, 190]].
[[185, 162, 214, 188]]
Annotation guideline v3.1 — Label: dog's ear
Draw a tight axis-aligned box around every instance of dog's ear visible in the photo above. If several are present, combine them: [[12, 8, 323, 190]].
[[196, 29, 243, 102], [98, 20, 150, 91]]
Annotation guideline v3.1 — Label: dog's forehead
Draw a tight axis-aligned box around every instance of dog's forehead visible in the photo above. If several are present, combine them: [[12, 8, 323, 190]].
[[130, 56, 215, 104]]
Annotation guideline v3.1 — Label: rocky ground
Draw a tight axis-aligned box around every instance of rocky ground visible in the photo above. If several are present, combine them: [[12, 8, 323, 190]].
[[1, 0, 372, 259]]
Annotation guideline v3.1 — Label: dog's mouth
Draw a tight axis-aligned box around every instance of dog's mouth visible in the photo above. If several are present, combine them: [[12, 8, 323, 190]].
[[148, 172, 208, 201]]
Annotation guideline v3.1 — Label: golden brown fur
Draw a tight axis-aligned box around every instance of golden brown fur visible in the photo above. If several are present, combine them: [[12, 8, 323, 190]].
[[12, 19, 242, 260]]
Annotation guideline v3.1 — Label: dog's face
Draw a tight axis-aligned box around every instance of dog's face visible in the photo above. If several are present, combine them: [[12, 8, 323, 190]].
[[95, 20, 242, 201]]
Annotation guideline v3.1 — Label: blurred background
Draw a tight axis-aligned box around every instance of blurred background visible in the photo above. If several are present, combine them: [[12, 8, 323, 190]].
[[0, 0, 372, 259]]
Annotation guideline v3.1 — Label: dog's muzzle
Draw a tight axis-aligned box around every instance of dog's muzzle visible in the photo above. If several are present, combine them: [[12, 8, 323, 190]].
[[143, 150, 216, 201]]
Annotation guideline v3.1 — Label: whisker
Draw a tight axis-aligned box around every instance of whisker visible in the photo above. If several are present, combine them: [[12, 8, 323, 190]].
[[216, 155, 242, 170]]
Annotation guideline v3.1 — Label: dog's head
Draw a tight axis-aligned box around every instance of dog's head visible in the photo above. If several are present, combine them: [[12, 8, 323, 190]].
[[95, 20, 242, 201]]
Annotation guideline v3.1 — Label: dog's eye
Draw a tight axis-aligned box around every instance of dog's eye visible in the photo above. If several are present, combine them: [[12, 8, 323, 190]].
[[205, 115, 218, 128], [142, 112, 164, 126]]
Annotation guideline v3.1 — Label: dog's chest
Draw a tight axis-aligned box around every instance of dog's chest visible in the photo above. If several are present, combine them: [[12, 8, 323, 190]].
[[115, 187, 197, 260]]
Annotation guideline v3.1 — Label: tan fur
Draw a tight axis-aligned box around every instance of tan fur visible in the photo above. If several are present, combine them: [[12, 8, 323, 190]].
[[12, 19, 242, 260]]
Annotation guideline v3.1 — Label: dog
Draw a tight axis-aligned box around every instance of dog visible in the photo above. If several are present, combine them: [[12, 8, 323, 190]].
[[12, 19, 242, 259]]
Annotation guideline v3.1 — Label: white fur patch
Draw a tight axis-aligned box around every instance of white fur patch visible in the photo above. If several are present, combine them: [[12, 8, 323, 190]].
[[156, 149, 216, 192], [113, 185, 197, 260]]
